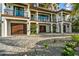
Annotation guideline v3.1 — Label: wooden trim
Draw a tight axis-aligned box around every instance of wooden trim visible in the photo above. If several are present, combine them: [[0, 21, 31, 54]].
[[30, 7, 56, 13], [13, 3, 28, 8], [1, 14, 29, 19]]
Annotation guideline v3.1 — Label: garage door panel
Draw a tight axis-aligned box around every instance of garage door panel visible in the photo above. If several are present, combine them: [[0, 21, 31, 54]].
[[11, 23, 27, 35]]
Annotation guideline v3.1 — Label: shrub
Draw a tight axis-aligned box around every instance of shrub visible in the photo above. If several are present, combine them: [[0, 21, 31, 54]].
[[72, 35, 79, 42], [66, 42, 77, 48], [61, 35, 79, 56], [62, 42, 77, 56], [43, 42, 48, 49], [62, 42, 76, 56], [30, 23, 37, 34]]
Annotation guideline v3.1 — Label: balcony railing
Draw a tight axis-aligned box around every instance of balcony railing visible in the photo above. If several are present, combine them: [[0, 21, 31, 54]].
[[64, 16, 71, 22], [38, 18, 50, 22], [39, 4, 48, 8], [4, 9, 28, 18], [31, 3, 53, 11], [31, 15, 37, 21]]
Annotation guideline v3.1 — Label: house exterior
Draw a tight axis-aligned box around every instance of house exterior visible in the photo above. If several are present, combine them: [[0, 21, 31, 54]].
[[0, 3, 72, 37]]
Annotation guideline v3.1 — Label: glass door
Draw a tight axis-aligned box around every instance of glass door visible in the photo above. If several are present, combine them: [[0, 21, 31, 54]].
[[14, 6, 24, 16], [39, 25, 46, 33], [19, 7, 24, 16]]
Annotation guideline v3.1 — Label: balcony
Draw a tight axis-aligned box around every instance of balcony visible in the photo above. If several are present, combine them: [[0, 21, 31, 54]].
[[38, 16, 50, 22], [4, 9, 28, 18], [64, 16, 71, 22], [31, 15, 37, 21], [39, 4, 48, 8], [31, 3, 53, 11]]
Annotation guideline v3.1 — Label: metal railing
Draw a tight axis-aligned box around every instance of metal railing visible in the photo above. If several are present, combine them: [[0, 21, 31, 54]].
[[31, 15, 37, 21], [4, 9, 28, 17], [38, 17, 50, 22]]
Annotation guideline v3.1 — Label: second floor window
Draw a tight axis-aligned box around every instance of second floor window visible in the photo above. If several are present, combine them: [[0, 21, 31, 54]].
[[14, 6, 24, 16]]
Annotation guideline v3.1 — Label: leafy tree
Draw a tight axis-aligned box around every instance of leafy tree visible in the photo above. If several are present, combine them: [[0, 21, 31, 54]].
[[70, 4, 79, 32]]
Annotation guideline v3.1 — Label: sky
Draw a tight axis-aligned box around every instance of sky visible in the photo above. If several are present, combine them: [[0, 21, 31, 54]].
[[59, 3, 73, 10], [59, 3, 66, 9]]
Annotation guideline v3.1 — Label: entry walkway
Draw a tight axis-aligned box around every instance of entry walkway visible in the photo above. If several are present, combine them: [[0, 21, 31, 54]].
[[0, 33, 76, 56]]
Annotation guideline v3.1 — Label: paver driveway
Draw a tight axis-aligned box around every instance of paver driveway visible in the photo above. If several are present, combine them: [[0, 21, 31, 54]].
[[0, 35, 71, 56]]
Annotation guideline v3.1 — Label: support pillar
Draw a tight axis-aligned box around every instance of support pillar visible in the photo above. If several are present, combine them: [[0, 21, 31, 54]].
[[51, 23, 53, 33], [60, 22, 63, 34], [36, 22, 39, 34], [27, 22, 30, 35], [69, 23, 72, 33], [56, 23, 60, 33], [1, 17, 7, 37]]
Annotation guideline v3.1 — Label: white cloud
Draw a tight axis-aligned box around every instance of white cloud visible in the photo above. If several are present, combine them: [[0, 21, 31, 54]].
[[65, 3, 72, 10]]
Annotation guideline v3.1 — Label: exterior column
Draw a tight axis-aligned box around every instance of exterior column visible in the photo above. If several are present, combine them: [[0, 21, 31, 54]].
[[69, 23, 72, 33], [1, 17, 7, 37], [37, 3, 39, 7], [27, 21, 30, 35], [46, 25, 50, 33], [51, 13, 52, 22], [61, 11, 63, 21], [27, 4, 31, 20], [56, 23, 60, 33], [60, 11, 64, 34], [1, 4, 8, 37], [50, 13, 53, 33], [27, 4, 31, 35], [51, 23, 53, 33], [60, 22, 63, 34], [36, 22, 39, 34]]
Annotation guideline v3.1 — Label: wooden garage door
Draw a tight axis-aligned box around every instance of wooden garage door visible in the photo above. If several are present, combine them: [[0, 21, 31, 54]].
[[11, 23, 27, 35]]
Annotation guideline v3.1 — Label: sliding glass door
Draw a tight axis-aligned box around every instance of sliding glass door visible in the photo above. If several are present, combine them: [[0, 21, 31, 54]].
[[14, 6, 24, 16]]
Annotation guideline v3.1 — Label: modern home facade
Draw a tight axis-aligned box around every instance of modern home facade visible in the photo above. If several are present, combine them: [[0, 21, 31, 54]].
[[0, 3, 72, 37]]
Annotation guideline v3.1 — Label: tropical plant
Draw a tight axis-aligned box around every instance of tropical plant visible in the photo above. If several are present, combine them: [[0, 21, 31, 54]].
[[43, 42, 48, 49], [72, 35, 79, 42], [70, 4, 79, 32], [62, 42, 77, 56], [61, 35, 79, 56], [30, 23, 37, 34]]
